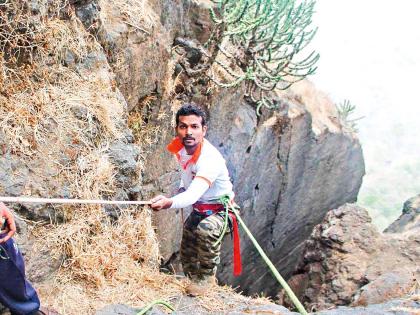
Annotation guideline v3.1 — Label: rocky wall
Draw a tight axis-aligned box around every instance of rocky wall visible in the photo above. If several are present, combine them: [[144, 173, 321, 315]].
[[207, 84, 365, 295], [1, 0, 366, 299], [72, 0, 366, 295], [281, 202, 419, 311]]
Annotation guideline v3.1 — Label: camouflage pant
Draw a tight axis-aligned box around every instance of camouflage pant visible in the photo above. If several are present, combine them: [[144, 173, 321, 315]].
[[180, 211, 230, 279]]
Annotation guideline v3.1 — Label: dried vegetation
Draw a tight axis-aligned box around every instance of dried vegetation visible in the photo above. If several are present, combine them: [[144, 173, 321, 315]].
[[0, 1, 184, 313], [35, 207, 187, 314], [99, 0, 157, 35]]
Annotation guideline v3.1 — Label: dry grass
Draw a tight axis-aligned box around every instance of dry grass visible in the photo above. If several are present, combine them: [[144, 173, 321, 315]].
[[128, 94, 162, 146], [0, 2, 183, 313], [99, 0, 157, 35], [0, 0, 124, 159], [0, 2, 166, 312], [34, 207, 187, 314], [0, 0, 122, 155], [32, 204, 272, 314]]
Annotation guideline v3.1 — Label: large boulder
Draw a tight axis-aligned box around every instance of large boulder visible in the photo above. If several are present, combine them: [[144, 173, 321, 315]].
[[213, 82, 365, 296], [281, 202, 419, 311]]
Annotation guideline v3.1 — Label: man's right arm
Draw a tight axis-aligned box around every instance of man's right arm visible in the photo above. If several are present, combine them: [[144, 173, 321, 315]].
[[150, 177, 209, 210], [170, 177, 209, 208]]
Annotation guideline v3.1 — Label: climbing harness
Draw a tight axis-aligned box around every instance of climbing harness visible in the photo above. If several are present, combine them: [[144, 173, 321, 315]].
[[193, 201, 242, 276]]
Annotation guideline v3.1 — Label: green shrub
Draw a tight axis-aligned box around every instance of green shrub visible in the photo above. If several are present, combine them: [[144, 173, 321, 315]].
[[207, 0, 319, 114]]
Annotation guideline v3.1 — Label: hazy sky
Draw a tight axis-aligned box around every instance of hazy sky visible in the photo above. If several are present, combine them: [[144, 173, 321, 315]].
[[310, 0, 420, 229]]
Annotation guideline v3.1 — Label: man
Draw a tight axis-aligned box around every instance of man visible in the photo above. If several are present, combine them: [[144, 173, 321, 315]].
[[0, 202, 58, 315], [151, 103, 241, 296]]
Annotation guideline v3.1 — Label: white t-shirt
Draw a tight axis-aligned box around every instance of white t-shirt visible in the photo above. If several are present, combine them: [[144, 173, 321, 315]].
[[170, 139, 234, 208]]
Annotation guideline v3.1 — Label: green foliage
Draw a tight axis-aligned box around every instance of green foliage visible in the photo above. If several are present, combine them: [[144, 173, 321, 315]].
[[337, 99, 363, 132], [207, 0, 319, 114]]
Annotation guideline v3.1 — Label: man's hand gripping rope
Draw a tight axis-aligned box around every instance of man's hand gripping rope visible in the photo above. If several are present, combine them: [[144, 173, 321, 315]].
[[0, 202, 16, 244]]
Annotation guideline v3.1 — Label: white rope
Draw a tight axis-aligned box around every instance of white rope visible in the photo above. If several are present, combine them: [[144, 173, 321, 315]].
[[0, 196, 152, 206]]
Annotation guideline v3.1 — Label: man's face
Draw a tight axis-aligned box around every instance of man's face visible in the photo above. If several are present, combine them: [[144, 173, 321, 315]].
[[176, 115, 207, 151]]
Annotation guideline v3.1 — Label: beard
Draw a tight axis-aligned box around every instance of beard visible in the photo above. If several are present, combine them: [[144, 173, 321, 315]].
[[182, 136, 197, 148]]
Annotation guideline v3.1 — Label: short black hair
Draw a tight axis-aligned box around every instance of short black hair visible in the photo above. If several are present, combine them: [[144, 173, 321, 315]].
[[175, 103, 207, 126]]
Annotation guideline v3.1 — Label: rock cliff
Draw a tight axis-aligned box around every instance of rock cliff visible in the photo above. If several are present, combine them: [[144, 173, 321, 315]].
[[212, 82, 365, 295], [68, 0, 366, 297], [0, 0, 368, 312]]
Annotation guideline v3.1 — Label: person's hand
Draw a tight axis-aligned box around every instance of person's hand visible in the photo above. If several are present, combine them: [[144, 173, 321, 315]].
[[0, 202, 16, 243], [150, 195, 173, 211]]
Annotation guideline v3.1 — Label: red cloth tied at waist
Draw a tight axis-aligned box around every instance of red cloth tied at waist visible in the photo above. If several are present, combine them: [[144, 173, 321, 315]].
[[193, 203, 242, 276]]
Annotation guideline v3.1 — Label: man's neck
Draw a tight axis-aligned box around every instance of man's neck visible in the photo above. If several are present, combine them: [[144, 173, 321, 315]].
[[184, 139, 204, 155], [185, 145, 198, 155]]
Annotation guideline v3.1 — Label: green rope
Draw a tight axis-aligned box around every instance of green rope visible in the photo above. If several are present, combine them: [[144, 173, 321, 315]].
[[218, 195, 308, 315], [214, 203, 230, 246], [136, 196, 308, 315], [136, 300, 175, 315]]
